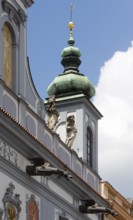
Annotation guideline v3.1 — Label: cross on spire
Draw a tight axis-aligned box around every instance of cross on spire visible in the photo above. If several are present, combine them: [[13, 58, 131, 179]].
[[68, 4, 75, 32], [70, 3, 75, 21]]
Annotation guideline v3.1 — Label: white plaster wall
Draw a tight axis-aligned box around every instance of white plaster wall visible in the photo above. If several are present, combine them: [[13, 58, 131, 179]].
[[48, 180, 73, 204]]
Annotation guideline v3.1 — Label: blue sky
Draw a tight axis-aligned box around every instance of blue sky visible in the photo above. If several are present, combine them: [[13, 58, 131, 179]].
[[27, 0, 133, 99], [27, 1, 133, 198]]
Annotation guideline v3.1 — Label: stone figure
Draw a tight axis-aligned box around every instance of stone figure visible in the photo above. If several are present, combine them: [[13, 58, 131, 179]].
[[26, 195, 39, 220], [65, 115, 77, 148], [46, 95, 59, 130], [3, 182, 15, 201]]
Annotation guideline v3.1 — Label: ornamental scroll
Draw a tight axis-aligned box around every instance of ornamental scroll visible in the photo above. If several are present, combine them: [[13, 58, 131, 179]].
[[1, 182, 21, 220]]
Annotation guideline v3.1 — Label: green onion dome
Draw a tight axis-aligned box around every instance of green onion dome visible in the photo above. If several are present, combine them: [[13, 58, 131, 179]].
[[47, 22, 95, 99]]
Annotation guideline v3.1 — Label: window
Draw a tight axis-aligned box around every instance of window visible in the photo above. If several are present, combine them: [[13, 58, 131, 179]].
[[86, 127, 93, 167], [3, 23, 13, 89], [59, 216, 69, 220]]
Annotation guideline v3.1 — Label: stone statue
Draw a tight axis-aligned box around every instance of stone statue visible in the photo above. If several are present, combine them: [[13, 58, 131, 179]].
[[46, 95, 59, 130], [65, 115, 77, 148]]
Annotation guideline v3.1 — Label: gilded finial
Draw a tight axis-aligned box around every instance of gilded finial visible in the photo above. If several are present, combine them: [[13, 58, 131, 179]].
[[68, 4, 75, 34]]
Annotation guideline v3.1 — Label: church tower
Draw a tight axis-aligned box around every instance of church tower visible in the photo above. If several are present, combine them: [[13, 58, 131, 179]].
[[47, 19, 102, 173]]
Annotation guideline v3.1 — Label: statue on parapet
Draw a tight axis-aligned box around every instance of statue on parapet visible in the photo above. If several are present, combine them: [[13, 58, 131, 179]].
[[65, 115, 77, 148], [46, 95, 59, 130]]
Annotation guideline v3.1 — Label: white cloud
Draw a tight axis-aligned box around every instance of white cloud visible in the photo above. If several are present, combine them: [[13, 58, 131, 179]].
[[93, 42, 133, 198]]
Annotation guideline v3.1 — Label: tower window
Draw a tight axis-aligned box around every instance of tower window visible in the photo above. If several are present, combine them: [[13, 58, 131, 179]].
[[3, 23, 13, 89], [86, 127, 93, 167]]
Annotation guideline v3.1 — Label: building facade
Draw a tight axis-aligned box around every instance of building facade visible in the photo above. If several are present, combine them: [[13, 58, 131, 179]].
[[0, 1, 116, 220], [100, 181, 133, 220]]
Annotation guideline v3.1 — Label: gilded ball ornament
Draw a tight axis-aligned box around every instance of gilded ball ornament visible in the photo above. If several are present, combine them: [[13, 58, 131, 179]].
[[68, 21, 74, 30]]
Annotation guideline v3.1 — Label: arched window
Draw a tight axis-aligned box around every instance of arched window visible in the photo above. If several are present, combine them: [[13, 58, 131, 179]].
[[86, 127, 93, 167], [3, 23, 13, 89]]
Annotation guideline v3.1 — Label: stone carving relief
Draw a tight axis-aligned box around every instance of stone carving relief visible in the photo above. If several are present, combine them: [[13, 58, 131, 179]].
[[26, 194, 39, 220], [1, 182, 21, 220], [0, 138, 18, 166], [46, 95, 59, 130], [65, 115, 77, 148]]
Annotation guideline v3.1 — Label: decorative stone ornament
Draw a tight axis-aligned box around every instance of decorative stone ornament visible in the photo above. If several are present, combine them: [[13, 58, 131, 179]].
[[46, 95, 59, 130], [0, 138, 18, 166], [2, 182, 21, 220], [65, 115, 77, 148], [26, 195, 39, 220]]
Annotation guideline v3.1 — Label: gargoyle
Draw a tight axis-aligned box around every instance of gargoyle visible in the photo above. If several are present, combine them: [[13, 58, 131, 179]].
[[26, 158, 72, 181], [79, 199, 117, 216]]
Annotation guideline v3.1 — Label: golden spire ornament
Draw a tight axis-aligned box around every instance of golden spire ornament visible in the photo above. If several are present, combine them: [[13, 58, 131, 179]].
[[68, 4, 75, 36]]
